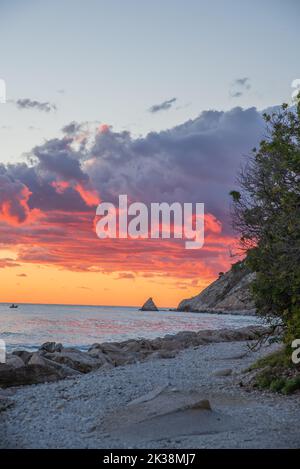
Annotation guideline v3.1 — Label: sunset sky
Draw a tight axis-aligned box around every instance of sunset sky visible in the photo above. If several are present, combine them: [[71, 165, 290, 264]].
[[0, 0, 299, 306]]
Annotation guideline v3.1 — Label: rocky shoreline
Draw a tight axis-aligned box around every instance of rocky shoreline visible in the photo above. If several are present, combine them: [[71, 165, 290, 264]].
[[0, 325, 267, 389], [175, 308, 257, 316], [1, 326, 299, 448]]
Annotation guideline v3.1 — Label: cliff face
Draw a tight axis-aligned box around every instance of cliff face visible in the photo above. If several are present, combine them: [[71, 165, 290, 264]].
[[177, 262, 256, 314]]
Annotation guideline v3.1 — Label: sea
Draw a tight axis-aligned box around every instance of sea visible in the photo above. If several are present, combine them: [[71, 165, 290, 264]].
[[0, 303, 263, 352]]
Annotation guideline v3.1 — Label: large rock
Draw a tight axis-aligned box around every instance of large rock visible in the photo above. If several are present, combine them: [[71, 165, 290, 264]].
[[5, 354, 25, 369], [43, 348, 109, 373], [140, 297, 158, 311], [88, 343, 138, 367], [28, 352, 81, 376], [0, 363, 73, 388], [39, 342, 63, 353], [12, 350, 32, 364], [0, 352, 81, 388], [177, 261, 256, 314], [102, 389, 239, 445]]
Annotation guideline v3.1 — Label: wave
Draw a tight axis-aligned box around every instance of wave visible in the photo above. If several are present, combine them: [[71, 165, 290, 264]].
[[0, 331, 28, 337]]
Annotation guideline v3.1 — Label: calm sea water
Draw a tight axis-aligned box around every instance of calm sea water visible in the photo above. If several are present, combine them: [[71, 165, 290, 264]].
[[0, 303, 262, 352]]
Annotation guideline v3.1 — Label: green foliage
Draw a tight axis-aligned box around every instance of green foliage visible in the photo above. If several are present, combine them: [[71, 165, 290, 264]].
[[230, 99, 300, 346], [282, 376, 300, 394], [231, 260, 244, 273], [249, 349, 300, 394], [229, 190, 241, 202], [248, 349, 289, 371], [254, 371, 300, 394]]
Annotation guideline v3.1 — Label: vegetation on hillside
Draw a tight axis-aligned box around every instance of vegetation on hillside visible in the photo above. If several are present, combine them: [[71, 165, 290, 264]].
[[230, 94, 300, 392]]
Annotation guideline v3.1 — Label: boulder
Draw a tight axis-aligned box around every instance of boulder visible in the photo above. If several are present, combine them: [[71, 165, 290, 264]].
[[0, 363, 69, 388], [28, 353, 81, 376], [140, 297, 158, 311], [39, 342, 63, 353], [28, 353, 47, 367], [85, 348, 114, 368], [12, 350, 32, 364], [5, 354, 25, 369], [88, 341, 149, 366], [101, 350, 138, 367], [43, 348, 107, 373], [89, 342, 123, 354], [0, 352, 81, 388], [146, 350, 177, 360]]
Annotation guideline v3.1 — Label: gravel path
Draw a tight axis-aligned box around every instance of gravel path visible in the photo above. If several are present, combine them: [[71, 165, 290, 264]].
[[1, 339, 299, 449]]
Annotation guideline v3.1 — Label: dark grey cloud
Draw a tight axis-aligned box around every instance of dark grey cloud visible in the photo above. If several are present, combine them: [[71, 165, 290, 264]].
[[235, 77, 251, 88], [230, 91, 243, 98], [87, 106, 264, 229], [230, 77, 251, 98], [148, 97, 177, 113], [15, 98, 56, 112], [1, 106, 265, 232], [62, 121, 82, 135], [0, 167, 32, 224], [32, 138, 87, 182]]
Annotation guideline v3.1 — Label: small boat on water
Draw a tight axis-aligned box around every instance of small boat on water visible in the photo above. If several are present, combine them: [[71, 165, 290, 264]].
[[9, 304, 18, 309]]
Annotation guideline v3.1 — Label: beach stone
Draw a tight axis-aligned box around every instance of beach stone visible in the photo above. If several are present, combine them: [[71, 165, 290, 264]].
[[122, 340, 147, 353], [39, 342, 63, 353], [28, 353, 80, 378], [12, 350, 32, 364], [0, 395, 14, 412], [0, 352, 81, 388], [89, 342, 124, 357], [146, 350, 177, 360], [0, 363, 67, 387], [6, 355, 25, 369], [44, 348, 105, 373], [107, 352, 137, 367], [28, 353, 47, 367], [85, 348, 114, 366]]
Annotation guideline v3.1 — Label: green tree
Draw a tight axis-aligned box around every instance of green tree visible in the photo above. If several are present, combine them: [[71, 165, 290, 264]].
[[230, 95, 300, 350]]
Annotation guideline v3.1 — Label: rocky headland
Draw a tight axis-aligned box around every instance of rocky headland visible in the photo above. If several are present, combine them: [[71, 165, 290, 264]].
[[177, 262, 256, 314]]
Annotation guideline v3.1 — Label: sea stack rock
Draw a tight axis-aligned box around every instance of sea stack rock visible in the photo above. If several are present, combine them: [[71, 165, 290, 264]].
[[140, 297, 158, 311]]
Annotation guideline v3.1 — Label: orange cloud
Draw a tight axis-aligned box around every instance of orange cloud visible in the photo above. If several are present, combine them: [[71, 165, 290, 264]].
[[75, 184, 100, 207]]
